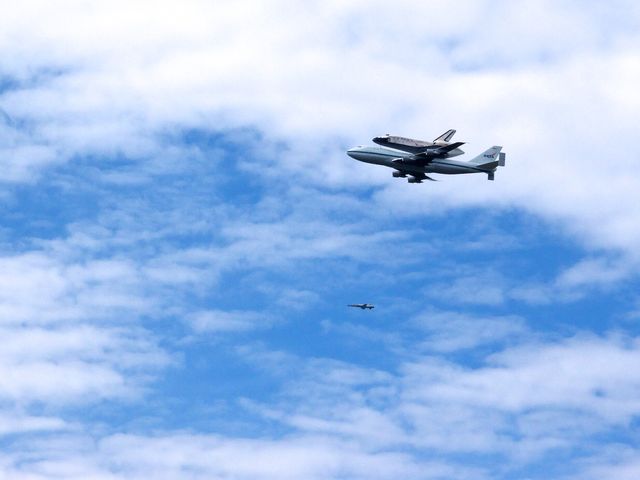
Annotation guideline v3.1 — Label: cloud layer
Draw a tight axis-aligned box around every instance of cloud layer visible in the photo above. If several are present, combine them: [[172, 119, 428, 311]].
[[2, 1, 640, 479]]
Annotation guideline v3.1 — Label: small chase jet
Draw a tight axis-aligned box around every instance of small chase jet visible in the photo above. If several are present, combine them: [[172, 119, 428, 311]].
[[347, 130, 505, 183], [348, 303, 375, 310]]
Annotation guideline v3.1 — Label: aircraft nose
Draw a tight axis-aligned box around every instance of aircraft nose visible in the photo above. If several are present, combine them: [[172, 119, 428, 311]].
[[346, 146, 362, 159]]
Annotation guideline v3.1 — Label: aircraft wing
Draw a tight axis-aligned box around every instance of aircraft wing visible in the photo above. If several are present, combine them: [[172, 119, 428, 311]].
[[410, 172, 436, 182], [390, 164, 437, 182]]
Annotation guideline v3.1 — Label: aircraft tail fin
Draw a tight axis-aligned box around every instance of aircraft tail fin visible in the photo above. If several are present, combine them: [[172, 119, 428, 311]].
[[433, 129, 456, 143], [469, 146, 503, 169]]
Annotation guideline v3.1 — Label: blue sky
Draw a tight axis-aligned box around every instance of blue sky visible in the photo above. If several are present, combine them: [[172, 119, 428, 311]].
[[2, 1, 640, 478]]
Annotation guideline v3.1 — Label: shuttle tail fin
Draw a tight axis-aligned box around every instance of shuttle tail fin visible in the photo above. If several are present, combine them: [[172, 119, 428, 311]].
[[433, 129, 456, 143]]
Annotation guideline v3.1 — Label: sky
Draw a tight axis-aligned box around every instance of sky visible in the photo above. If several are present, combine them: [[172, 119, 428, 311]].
[[1, 1, 640, 478]]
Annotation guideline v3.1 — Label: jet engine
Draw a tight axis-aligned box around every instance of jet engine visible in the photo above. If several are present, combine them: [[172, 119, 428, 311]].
[[392, 171, 406, 178], [407, 177, 422, 183]]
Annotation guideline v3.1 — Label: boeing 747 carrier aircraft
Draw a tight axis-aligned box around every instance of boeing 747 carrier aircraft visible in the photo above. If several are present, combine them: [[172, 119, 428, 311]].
[[347, 131, 505, 183]]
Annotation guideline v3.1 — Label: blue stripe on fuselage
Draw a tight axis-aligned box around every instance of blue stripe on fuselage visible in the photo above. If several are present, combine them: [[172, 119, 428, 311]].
[[348, 147, 491, 173]]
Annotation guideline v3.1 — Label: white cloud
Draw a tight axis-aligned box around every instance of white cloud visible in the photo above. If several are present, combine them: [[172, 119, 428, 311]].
[[0, 199, 414, 405], [412, 310, 529, 352], [0, 324, 167, 403], [274, 288, 319, 310], [0, 252, 149, 325], [99, 433, 433, 480], [578, 450, 640, 480], [0, 412, 66, 436], [238, 333, 640, 465], [0, 431, 474, 480], [404, 335, 640, 423], [188, 309, 274, 333], [1, 3, 640, 479], [0, 241, 173, 406], [425, 271, 507, 306], [555, 256, 632, 289]]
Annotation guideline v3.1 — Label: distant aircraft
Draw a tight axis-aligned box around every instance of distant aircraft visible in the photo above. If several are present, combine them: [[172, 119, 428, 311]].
[[372, 129, 465, 157], [347, 133, 505, 182], [348, 303, 375, 310]]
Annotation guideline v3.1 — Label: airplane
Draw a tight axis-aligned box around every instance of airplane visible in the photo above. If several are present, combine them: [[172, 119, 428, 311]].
[[372, 129, 465, 157], [347, 140, 506, 183], [348, 303, 375, 310]]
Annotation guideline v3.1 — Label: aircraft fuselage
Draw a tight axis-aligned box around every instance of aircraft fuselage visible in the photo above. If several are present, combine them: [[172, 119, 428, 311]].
[[347, 146, 491, 176]]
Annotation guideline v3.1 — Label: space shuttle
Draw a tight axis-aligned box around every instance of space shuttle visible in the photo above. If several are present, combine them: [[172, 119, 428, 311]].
[[372, 129, 465, 158]]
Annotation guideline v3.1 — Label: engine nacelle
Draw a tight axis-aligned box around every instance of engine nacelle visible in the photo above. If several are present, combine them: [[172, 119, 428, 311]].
[[407, 177, 422, 183], [392, 171, 406, 178]]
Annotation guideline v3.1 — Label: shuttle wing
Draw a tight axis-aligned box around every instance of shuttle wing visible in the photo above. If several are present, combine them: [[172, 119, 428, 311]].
[[430, 141, 465, 155], [401, 142, 466, 165]]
